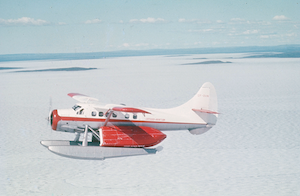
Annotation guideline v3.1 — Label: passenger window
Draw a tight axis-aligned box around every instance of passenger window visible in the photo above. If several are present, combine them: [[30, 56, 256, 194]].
[[125, 113, 129, 119], [91, 111, 96, 116], [99, 112, 104, 117], [112, 113, 117, 118], [133, 114, 137, 119]]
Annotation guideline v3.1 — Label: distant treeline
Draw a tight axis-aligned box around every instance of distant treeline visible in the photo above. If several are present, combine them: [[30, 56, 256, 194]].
[[1, 45, 300, 62]]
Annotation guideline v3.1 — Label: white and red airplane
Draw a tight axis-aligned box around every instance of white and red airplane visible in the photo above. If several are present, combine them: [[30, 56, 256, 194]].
[[41, 82, 218, 160]]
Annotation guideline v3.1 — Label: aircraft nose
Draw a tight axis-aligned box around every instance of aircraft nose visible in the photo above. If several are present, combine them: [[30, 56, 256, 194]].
[[50, 109, 61, 130]]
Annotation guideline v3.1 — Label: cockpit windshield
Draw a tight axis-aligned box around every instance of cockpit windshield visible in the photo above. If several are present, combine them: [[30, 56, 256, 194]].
[[72, 105, 82, 111]]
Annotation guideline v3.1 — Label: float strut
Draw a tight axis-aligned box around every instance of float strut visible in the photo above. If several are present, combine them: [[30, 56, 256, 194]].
[[82, 125, 89, 147], [74, 132, 80, 142]]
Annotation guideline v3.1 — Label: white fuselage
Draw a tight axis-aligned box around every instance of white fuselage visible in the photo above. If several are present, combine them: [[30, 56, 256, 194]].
[[51, 82, 218, 135], [54, 102, 209, 133]]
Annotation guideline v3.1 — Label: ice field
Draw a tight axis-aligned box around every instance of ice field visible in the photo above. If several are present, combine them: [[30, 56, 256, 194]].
[[1, 53, 300, 195]]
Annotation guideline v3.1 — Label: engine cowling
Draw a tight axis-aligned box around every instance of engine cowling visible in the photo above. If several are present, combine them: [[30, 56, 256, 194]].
[[100, 126, 166, 147], [50, 109, 61, 130]]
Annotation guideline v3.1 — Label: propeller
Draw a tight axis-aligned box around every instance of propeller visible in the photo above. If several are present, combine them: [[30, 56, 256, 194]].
[[46, 96, 53, 128], [45, 96, 82, 141]]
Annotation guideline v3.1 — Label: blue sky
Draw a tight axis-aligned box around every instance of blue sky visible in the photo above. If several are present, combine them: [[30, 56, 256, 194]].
[[0, 0, 299, 54]]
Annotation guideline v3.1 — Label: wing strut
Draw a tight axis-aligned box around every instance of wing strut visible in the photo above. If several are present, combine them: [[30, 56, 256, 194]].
[[103, 110, 113, 127], [82, 125, 101, 146]]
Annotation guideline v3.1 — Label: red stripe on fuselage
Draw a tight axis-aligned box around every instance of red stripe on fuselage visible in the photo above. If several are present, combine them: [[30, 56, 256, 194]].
[[59, 116, 204, 125]]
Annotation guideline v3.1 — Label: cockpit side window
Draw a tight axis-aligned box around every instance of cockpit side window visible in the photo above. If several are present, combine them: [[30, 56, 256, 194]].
[[77, 109, 84, 115], [72, 105, 82, 111]]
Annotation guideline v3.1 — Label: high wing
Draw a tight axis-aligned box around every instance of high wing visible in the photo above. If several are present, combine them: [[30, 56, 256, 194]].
[[67, 93, 152, 114], [68, 93, 99, 103]]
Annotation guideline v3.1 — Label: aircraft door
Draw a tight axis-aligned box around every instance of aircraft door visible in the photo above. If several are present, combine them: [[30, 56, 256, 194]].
[[76, 108, 86, 129]]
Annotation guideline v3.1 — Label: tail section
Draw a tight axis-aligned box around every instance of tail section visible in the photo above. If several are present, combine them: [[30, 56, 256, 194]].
[[176, 82, 218, 135], [179, 82, 218, 113]]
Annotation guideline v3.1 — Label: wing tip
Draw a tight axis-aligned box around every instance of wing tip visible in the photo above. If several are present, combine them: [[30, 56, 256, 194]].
[[68, 93, 86, 97]]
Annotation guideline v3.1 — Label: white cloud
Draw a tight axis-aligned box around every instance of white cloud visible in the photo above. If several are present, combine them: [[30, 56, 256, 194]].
[[135, 43, 149, 47], [257, 21, 272, 25], [229, 29, 261, 36], [58, 22, 67, 25], [178, 18, 186, 23], [260, 34, 281, 39], [0, 17, 49, 26], [123, 43, 130, 47], [229, 18, 272, 26], [230, 18, 246, 22], [188, 29, 214, 33], [85, 19, 102, 24], [273, 15, 289, 21], [178, 18, 211, 24], [130, 17, 166, 23], [229, 18, 251, 25], [243, 30, 259, 34], [286, 33, 296, 37]]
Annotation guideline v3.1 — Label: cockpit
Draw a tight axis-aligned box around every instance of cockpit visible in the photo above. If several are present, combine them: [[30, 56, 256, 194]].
[[72, 105, 84, 115], [72, 105, 81, 111]]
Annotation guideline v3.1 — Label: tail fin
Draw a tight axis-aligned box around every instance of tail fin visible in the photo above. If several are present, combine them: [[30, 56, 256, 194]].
[[178, 82, 218, 114], [176, 82, 218, 135]]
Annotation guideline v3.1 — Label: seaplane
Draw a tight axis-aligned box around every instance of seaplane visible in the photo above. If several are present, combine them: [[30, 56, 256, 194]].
[[41, 82, 218, 160]]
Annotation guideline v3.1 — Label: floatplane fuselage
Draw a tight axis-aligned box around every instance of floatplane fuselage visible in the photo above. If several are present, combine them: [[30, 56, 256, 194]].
[[41, 82, 218, 160]]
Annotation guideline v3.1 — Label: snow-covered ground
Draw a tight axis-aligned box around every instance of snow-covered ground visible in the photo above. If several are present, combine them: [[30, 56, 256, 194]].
[[1, 53, 300, 195]]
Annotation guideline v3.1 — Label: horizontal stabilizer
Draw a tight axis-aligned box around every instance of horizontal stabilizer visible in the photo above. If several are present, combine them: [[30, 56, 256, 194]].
[[47, 145, 160, 160], [192, 108, 219, 114]]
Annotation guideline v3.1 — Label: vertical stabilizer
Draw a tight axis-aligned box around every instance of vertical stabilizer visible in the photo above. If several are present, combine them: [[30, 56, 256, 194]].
[[178, 82, 218, 114], [175, 82, 218, 135]]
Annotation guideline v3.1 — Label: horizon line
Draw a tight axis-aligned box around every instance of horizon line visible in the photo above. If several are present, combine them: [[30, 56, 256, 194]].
[[0, 44, 300, 62]]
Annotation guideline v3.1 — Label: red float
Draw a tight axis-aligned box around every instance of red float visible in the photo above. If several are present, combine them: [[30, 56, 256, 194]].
[[100, 126, 166, 147]]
